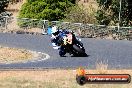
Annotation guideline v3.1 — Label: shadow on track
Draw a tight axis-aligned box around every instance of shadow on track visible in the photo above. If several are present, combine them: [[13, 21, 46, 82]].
[[60, 53, 89, 57], [71, 53, 89, 57]]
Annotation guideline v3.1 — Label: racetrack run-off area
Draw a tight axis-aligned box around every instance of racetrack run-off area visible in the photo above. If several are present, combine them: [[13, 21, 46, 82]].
[[0, 33, 131, 69]]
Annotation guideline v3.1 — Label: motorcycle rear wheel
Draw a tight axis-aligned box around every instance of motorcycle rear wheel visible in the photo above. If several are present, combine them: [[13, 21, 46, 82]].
[[72, 44, 86, 56]]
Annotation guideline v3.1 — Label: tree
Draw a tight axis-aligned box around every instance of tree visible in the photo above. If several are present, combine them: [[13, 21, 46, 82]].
[[0, 0, 9, 13], [19, 0, 74, 21], [96, 0, 132, 26], [64, 5, 96, 24]]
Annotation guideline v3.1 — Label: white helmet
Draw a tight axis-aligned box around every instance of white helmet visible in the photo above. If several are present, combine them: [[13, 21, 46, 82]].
[[51, 25, 58, 34]]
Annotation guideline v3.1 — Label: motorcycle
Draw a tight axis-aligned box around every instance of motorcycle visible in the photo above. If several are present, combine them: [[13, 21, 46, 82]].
[[54, 31, 86, 57]]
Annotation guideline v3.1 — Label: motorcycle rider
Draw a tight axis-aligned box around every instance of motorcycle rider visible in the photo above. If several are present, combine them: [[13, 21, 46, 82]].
[[51, 29, 70, 56], [51, 27, 69, 48], [51, 25, 60, 49]]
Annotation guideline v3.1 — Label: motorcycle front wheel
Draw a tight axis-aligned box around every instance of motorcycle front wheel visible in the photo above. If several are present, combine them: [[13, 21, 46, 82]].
[[59, 46, 66, 57]]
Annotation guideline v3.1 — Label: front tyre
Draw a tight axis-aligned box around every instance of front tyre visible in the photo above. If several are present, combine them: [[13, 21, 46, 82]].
[[59, 50, 66, 57], [59, 46, 66, 57]]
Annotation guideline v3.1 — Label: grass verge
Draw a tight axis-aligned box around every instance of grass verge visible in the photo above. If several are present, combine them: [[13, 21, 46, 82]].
[[0, 69, 131, 88], [0, 46, 33, 63]]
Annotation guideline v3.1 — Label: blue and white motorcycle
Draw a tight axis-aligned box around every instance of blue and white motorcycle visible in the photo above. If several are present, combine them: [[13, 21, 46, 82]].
[[51, 30, 86, 57]]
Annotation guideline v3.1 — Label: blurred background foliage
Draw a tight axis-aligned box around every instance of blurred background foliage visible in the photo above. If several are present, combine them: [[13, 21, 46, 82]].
[[0, 0, 132, 26], [96, 0, 132, 26], [19, 0, 75, 21]]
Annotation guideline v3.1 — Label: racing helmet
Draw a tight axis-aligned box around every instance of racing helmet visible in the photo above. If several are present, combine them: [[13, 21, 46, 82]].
[[51, 25, 58, 34]]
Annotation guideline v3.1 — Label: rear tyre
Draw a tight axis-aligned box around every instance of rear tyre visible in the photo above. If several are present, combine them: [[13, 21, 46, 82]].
[[72, 44, 85, 56]]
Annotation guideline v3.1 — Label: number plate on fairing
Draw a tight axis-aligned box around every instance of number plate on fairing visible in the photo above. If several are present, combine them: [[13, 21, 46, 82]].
[[67, 33, 72, 44]]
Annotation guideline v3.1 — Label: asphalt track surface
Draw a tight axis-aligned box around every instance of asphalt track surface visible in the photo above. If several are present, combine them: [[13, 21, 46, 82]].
[[0, 33, 132, 69]]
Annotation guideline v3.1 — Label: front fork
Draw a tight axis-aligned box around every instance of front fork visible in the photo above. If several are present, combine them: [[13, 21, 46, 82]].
[[59, 45, 73, 55]]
